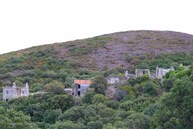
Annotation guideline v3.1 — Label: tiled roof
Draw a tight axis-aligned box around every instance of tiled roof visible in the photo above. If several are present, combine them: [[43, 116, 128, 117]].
[[74, 80, 92, 85]]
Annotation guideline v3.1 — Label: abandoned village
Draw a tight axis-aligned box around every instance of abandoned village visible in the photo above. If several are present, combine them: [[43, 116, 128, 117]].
[[2, 65, 181, 101]]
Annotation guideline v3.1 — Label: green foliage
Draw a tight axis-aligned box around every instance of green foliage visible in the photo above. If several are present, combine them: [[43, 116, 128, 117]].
[[127, 112, 150, 129], [141, 81, 159, 96], [82, 91, 94, 104], [0, 107, 39, 129], [92, 94, 107, 104], [120, 85, 137, 97], [51, 120, 86, 129], [59, 106, 85, 122], [136, 52, 193, 70], [143, 103, 160, 116], [128, 78, 137, 86], [127, 75, 150, 87], [102, 123, 117, 129], [69, 36, 110, 56], [162, 78, 175, 92], [136, 75, 150, 84], [31, 83, 44, 92], [25, 103, 45, 122], [43, 109, 62, 124], [51, 95, 74, 112], [104, 100, 119, 109], [90, 75, 108, 95], [119, 95, 155, 112], [44, 81, 65, 94], [154, 78, 193, 128], [0, 33, 193, 128], [1, 65, 192, 128], [87, 120, 103, 129], [98, 106, 115, 118], [113, 89, 127, 101]]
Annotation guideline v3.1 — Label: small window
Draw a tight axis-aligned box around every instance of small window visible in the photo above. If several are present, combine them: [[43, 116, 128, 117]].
[[143, 71, 145, 75], [6, 90, 9, 94], [78, 85, 80, 89]]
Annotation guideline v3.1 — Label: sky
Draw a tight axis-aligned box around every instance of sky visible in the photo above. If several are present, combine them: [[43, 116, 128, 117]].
[[0, 0, 193, 54]]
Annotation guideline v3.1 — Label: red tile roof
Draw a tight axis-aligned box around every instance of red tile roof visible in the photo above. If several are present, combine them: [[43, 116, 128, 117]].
[[74, 80, 92, 85]]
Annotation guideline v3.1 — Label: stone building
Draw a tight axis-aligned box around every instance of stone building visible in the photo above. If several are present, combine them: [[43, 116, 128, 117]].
[[64, 88, 74, 95], [125, 71, 135, 80], [156, 66, 174, 79], [3, 83, 29, 101], [106, 75, 120, 85], [135, 69, 150, 77], [73, 80, 92, 96], [179, 63, 190, 70]]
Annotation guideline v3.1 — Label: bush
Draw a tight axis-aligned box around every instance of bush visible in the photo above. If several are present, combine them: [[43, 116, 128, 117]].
[[141, 82, 158, 96], [44, 81, 65, 95], [90, 76, 108, 95], [92, 94, 107, 104]]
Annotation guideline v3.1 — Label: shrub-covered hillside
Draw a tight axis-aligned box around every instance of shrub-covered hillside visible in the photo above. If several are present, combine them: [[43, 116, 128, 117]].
[[0, 31, 193, 91], [1, 59, 193, 129], [1, 30, 193, 129]]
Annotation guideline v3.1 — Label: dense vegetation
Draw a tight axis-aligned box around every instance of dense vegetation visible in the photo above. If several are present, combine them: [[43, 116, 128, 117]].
[[0, 30, 193, 128], [1, 64, 193, 129]]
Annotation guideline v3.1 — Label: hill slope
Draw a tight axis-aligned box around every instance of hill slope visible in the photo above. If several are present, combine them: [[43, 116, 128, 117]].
[[1, 30, 193, 129], [1, 30, 193, 70], [0, 30, 193, 88]]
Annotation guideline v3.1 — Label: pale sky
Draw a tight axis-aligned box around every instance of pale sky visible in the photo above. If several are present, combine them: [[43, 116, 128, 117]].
[[0, 0, 193, 54]]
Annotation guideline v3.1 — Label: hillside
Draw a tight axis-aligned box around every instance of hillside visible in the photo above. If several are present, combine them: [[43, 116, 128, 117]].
[[1, 30, 193, 129], [0, 30, 193, 89], [1, 31, 193, 70]]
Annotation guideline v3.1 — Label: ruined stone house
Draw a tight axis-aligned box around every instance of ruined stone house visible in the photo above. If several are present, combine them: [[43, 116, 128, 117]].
[[135, 69, 150, 77], [125, 70, 135, 80], [64, 88, 74, 95], [73, 80, 92, 96], [106, 75, 120, 85], [3, 83, 29, 101], [179, 63, 191, 70], [156, 66, 174, 79]]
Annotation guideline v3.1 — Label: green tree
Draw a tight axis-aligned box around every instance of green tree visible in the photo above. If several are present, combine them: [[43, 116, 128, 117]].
[[141, 81, 158, 96], [127, 112, 150, 129], [25, 103, 45, 122], [143, 103, 160, 116], [87, 120, 103, 129], [51, 120, 86, 129], [162, 78, 175, 92], [31, 83, 44, 92], [102, 123, 117, 129], [59, 106, 85, 122], [90, 75, 108, 95], [42, 70, 58, 79], [44, 81, 65, 94], [0, 107, 39, 129], [154, 78, 193, 128], [92, 94, 107, 104], [104, 100, 119, 109], [119, 95, 155, 112], [51, 95, 74, 112], [136, 75, 150, 84], [43, 109, 62, 124], [83, 91, 94, 104]]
